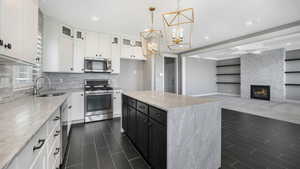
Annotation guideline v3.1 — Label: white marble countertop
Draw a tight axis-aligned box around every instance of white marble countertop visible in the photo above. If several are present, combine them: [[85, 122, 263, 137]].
[[0, 93, 69, 169], [123, 91, 219, 111]]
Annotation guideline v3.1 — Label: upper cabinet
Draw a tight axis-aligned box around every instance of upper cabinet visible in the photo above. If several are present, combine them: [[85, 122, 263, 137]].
[[58, 25, 74, 72], [111, 35, 121, 74], [0, 0, 39, 64], [73, 29, 86, 73], [121, 36, 146, 60], [85, 32, 111, 59]]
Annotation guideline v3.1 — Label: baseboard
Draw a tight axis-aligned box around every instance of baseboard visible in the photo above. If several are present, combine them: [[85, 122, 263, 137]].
[[71, 119, 84, 124], [217, 93, 241, 97], [190, 92, 219, 97], [285, 99, 300, 104]]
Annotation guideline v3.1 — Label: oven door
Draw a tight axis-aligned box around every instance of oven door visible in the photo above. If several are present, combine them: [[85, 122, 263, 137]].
[[85, 93, 113, 122]]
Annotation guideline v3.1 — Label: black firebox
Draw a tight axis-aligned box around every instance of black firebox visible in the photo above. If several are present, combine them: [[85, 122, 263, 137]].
[[251, 85, 270, 101]]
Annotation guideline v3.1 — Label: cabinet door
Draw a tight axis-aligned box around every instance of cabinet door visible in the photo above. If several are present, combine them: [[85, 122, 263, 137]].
[[99, 33, 111, 58], [121, 38, 131, 59], [29, 147, 47, 169], [58, 26, 74, 72], [127, 106, 136, 143], [0, 0, 22, 59], [111, 35, 121, 74], [148, 118, 166, 169], [73, 29, 86, 73], [22, 0, 38, 64], [136, 111, 149, 159], [71, 92, 84, 122], [85, 31, 99, 58], [122, 100, 128, 132], [113, 90, 121, 117]]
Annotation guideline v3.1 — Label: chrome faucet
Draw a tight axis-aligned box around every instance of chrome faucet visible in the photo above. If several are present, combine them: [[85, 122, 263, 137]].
[[33, 76, 52, 96]]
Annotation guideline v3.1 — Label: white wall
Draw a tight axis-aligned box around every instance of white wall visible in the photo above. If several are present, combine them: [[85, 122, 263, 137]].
[[183, 57, 217, 96]]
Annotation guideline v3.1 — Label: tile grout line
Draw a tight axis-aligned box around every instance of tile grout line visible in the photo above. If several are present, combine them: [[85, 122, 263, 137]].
[[102, 125, 118, 169]]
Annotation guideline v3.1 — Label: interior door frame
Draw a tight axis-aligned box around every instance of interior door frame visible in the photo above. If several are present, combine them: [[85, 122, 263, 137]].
[[162, 53, 178, 94]]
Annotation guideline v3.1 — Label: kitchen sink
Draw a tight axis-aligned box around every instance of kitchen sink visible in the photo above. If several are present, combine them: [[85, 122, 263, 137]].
[[37, 92, 66, 97]]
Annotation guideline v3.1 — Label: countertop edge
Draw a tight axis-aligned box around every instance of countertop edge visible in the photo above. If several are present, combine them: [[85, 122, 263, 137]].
[[1, 94, 70, 169]]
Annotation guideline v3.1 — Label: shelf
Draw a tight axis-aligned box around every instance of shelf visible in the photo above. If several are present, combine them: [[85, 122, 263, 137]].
[[285, 84, 300, 86], [216, 82, 241, 84], [285, 58, 300, 62], [216, 64, 240, 68], [216, 73, 240, 76], [285, 71, 300, 74]]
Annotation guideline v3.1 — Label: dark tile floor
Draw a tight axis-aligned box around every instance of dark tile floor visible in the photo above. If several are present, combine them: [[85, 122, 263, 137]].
[[63, 109, 300, 169]]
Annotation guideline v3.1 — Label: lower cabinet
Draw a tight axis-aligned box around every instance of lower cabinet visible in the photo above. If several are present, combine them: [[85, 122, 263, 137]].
[[127, 106, 137, 143], [148, 118, 166, 169], [122, 95, 166, 169], [136, 111, 149, 159], [29, 147, 47, 169]]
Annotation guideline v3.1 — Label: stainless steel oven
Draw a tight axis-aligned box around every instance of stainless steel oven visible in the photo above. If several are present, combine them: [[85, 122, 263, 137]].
[[84, 58, 112, 73], [84, 80, 114, 122]]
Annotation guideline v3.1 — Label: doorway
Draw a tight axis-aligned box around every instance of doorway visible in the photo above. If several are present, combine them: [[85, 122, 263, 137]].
[[164, 57, 177, 93]]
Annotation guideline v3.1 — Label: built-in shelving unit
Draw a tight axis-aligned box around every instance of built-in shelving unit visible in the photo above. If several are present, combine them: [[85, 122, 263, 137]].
[[216, 73, 240, 76], [285, 58, 300, 62], [285, 84, 300, 86], [285, 49, 300, 101], [216, 58, 241, 95], [216, 64, 240, 68], [285, 71, 300, 74], [216, 82, 241, 84]]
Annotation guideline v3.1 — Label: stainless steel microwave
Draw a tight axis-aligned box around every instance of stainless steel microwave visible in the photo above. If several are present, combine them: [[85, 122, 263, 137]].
[[84, 58, 112, 73]]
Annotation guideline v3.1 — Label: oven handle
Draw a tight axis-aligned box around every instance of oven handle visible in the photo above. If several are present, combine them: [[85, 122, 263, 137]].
[[85, 93, 113, 96]]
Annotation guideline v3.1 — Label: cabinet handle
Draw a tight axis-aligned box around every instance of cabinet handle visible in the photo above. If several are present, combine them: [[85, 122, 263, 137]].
[[53, 116, 60, 121], [33, 139, 46, 152], [4, 43, 12, 49], [68, 105, 72, 109], [0, 39, 3, 46], [81, 94, 84, 96], [53, 148, 60, 156], [54, 130, 60, 137]]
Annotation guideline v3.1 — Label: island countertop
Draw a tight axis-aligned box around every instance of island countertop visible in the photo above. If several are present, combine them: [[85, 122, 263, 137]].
[[123, 91, 219, 111], [0, 93, 69, 169]]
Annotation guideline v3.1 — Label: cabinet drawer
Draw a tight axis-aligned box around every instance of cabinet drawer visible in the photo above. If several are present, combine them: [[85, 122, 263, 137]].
[[47, 123, 61, 153], [48, 137, 60, 169], [47, 109, 60, 136], [17, 123, 47, 169], [149, 106, 166, 125], [128, 97, 136, 108], [137, 101, 148, 114]]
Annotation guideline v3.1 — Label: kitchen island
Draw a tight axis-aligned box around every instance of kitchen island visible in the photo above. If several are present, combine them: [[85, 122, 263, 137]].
[[122, 91, 221, 169]]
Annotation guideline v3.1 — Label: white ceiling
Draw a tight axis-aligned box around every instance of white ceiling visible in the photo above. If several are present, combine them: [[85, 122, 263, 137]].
[[40, 0, 300, 50]]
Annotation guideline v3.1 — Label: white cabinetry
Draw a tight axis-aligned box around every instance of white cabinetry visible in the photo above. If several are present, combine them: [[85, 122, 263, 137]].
[[111, 35, 121, 74], [113, 90, 122, 117], [0, 0, 38, 64], [21, 0, 39, 63], [85, 31, 99, 58], [85, 32, 112, 59], [73, 29, 86, 73], [58, 25, 74, 72], [29, 147, 47, 169], [71, 91, 85, 123], [121, 37, 145, 60]]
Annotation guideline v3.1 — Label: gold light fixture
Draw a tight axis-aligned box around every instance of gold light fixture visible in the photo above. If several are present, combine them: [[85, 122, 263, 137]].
[[140, 7, 162, 56], [162, 1, 194, 50]]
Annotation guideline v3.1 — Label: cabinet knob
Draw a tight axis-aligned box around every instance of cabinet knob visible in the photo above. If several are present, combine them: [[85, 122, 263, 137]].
[[0, 39, 3, 46], [70, 68, 73, 71], [68, 105, 72, 109], [81, 94, 84, 96]]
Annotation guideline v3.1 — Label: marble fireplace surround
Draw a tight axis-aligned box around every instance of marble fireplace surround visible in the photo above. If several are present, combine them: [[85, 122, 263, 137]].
[[240, 48, 285, 102]]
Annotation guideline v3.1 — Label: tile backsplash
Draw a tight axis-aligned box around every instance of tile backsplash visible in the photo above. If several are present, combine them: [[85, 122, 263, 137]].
[[0, 63, 35, 103]]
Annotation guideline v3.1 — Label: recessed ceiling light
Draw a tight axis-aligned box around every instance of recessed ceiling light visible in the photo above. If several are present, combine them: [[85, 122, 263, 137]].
[[91, 16, 99, 21], [204, 36, 209, 40], [245, 20, 254, 27], [286, 42, 292, 46], [252, 50, 261, 54]]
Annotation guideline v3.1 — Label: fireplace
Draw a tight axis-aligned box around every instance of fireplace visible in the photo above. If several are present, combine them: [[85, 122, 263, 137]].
[[251, 85, 270, 101]]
